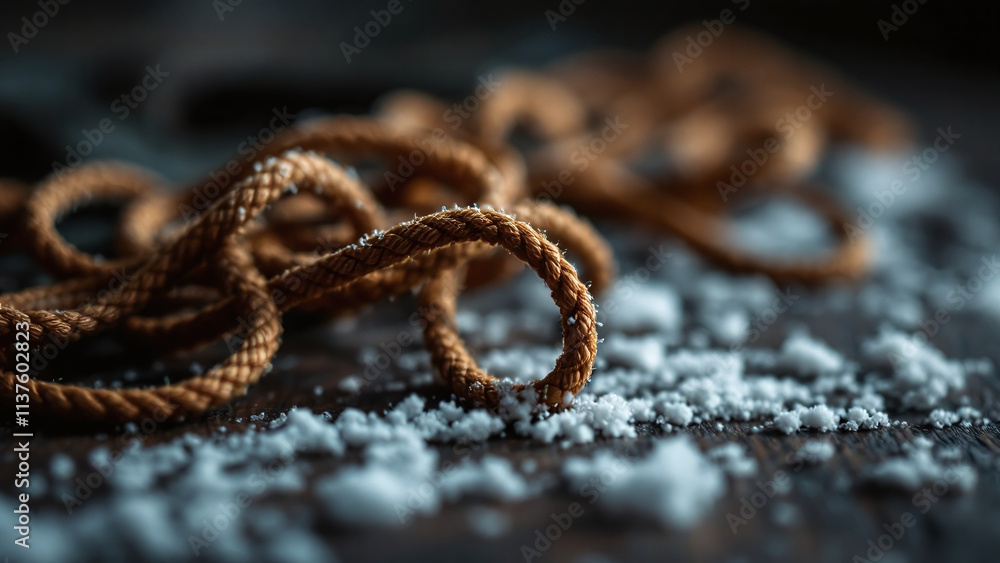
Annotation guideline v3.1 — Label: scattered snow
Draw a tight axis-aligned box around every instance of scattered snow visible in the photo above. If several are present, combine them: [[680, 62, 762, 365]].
[[439, 456, 535, 502], [708, 443, 758, 477], [866, 438, 977, 493], [773, 411, 802, 435], [797, 441, 836, 464], [338, 375, 363, 393], [563, 437, 725, 528], [50, 453, 75, 480], [603, 282, 683, 336], [602, 334, 666, 372], [799, 405, 840, 432], [15, 148, 1000, 558], [778, 331, 845, 376], [861, 327, 968, 410], [466, 506, 511, 538]]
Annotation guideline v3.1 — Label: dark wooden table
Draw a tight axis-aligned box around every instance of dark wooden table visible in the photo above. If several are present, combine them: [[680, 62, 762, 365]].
[[3, 280, 1000, 563]]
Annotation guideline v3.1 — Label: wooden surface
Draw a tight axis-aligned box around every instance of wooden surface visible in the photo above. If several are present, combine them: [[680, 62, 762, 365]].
[[3, 271, 1000, 562]]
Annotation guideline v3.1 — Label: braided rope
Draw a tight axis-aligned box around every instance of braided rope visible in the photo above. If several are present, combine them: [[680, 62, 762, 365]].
[[0, 130, 608, 422], [0, 29, 910, 424]]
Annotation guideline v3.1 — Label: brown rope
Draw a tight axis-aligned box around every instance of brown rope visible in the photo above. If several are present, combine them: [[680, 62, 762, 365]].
[[0, 179, 28, 252], [378, 26, 911, 285], [23, 163, 164, 278], [0, 27, 910, 424], [0, 128, 609, 422]]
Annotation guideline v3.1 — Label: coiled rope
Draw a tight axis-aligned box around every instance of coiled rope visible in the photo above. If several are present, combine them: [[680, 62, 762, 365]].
[[0, 28, 909, 423]]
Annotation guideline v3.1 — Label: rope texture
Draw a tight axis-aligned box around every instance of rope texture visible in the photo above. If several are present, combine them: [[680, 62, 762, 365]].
[[0, 28, 910, 423]]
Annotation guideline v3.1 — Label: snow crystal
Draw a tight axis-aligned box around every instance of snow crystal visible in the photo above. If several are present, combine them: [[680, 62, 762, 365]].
[[50, 453, 75, 480], [563, 437, 724, 528], [320, 465, 435, 527], [602, 334, 665, 372], [466, 506, 511, 538], [927, 409, 960, 428], [771, 502, 800, 527], [512, 393, 635, 444], [338, 375, 363, 393], [866, 439, 977, 493], [603, 282, 683, 336], [799, 405, 840, 432], [778, 331, 845, 376], [708, 308, 749, 345], [796, 441, 835, 464], [840, 406, 891, 431], [861, 327, 967, 409], [708, 443, 758, 477], [261, 529, 336, 563], [926, 407, 982, 428], [660, 403, 694, 426], [439, 456, 534, 502], [773, 411, 802, 435]]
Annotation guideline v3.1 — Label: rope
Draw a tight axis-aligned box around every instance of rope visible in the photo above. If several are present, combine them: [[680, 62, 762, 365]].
[[0, 130, 609, 422], [0, 27, 909, 423]]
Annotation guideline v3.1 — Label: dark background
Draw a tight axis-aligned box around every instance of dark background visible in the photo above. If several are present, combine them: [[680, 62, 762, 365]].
[[2, 3, 1000, 562], [0, 0, 997, 188]]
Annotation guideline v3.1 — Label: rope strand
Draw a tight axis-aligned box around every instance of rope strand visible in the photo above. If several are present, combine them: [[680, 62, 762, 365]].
[[0, 28, 909, 424]]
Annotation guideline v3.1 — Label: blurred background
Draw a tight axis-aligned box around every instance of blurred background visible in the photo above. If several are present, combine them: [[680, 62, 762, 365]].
[[0, 0, 997, 188], [2, 3, 1000, 562]]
